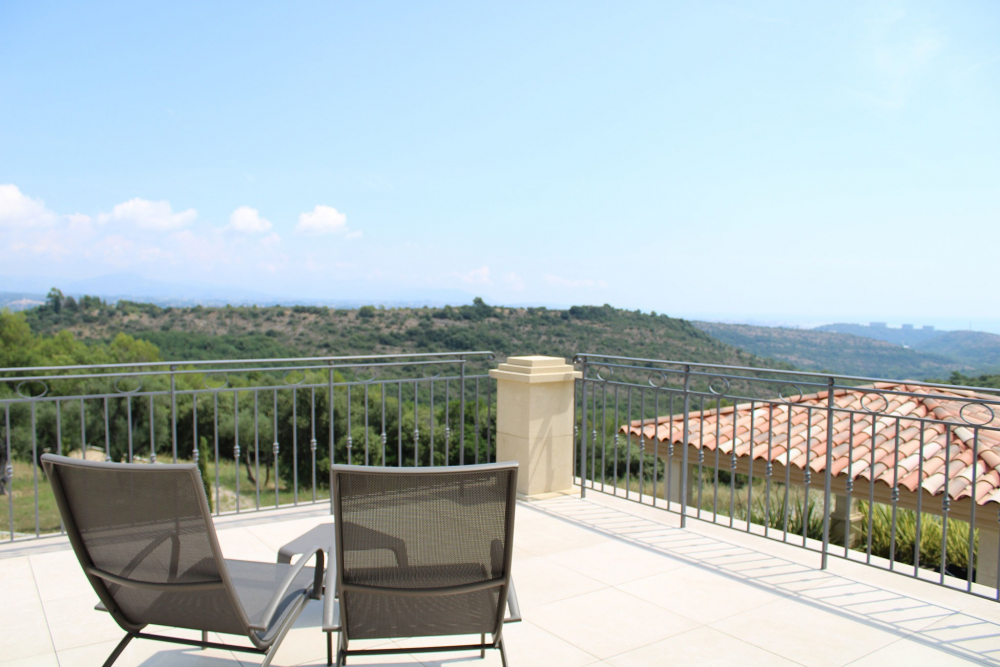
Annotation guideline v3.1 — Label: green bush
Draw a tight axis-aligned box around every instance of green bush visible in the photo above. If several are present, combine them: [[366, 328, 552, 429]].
[[858, 501, 977, 574]]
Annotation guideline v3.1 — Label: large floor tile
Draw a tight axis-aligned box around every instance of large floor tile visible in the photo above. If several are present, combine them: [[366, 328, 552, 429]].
[[42, 592, 123, 651], [514, 515, 607, 556], [710, 596, 902, 667], [605, 626, 799, 667], [618, 564, 788, 624], [845, 634, 989, 666], [29, 549, 92, 602], [509, 552, 606, 610], [56, 630, 241, 667], [0, 654, 60, 667], [214, 526, 281, 562], [914, 612, 1000, 664], [795, 578, 954, 633], [546, 536, 687, 587], [528, 587, 699, 660], [500, 621, 598, 667], [2, 566, 55, 663], [1, 556, 41, 600]]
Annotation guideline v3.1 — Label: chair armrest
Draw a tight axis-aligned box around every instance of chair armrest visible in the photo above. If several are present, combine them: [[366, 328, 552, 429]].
[[504, 578, 522, 623], [248, 547, 325, 632], [323, 549, 340, 632]]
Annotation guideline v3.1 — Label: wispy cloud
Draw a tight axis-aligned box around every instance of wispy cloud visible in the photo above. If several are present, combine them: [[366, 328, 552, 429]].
[[227, 206, 272, 234], [0, 184, 59, 227], [503, 272, 525, 291], [295, 205, 350, 235], [853, 9, 945, 109], [98, 197, 197, 231], [544, 274, 607, 289], [455, 265, 491, 285]]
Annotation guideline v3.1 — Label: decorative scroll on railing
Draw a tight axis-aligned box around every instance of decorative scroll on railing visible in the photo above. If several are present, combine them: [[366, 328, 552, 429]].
[[573, 354, 1000, 603], [0, 352, 496, 541]]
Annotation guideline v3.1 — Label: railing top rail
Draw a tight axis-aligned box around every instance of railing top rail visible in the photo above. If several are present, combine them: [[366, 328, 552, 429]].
[[0, 350, 496, 377], [573, 353, 1000, 397]]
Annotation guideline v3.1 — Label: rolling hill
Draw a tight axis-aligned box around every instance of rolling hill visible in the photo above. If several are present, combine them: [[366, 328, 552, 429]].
[[693, 321, 969, 379], [914, 330, 1000, 372], [19, 299, 791, 372]]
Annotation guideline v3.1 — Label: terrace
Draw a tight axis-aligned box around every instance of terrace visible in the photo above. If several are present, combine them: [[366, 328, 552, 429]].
[[2, 352, 1000, 665]]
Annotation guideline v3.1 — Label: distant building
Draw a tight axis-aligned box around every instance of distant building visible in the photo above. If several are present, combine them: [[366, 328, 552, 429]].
[[870, 322, 887, 328], [923, 325, 935, 331], [902, 324, 913, 330]]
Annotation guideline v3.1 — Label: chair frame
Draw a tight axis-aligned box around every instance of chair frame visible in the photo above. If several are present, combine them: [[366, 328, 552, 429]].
[[42, 454, 323, 667], [324, 463, 521, 667]]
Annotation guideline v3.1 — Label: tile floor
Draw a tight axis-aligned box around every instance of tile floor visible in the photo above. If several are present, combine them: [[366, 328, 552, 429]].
[[2, 490, 1000, 666]]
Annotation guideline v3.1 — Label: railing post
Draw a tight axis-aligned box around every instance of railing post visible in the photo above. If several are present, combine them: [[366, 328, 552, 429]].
[[460, 356, 466, 466], [580, 358, 588, 498], [680, 365, 691, 528], [170, 364, 178, 463], [328, 361, 335, 515], [821, 376, 835, 569], [489, 356, 581, 500]]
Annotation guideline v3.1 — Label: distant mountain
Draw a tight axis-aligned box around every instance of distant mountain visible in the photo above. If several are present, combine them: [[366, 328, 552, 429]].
[[0, 273, 479, 309], [914, 331, 1000, 372], [694, 321, 969, 379], [813, 322, 1000, 374], [814, 322, 943, 347]]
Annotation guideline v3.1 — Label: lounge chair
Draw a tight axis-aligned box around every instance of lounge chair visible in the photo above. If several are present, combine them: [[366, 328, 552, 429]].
[[41, 454, 323, 667], [324, 462, 521, 666]]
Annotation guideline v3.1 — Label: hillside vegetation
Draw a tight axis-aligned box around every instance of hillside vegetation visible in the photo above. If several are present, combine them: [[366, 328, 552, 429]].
[[19, 292, 788, 370], [693, 321, 968, 379], [914, 331, 1000, 371]]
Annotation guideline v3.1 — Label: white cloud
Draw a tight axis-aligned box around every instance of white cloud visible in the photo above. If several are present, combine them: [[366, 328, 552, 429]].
[[345, 230, 363, 240], [0, 184, 57, 227], [544, 274, 608, 289], [259, 232, 282, 248], [99, 197, 197, 231], [295, 205, 349, 235], [227, 206, 272, 234], [457, 266, 492, 285], [503, 272, 525, 291]]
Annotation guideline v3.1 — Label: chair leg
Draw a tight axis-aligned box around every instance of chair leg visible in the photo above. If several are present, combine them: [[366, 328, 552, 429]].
[[201, 630, 208, 650], [336, 630, 348, 667], [481, 633, 486, 658], [102, 633, 135, 667], [498, 637, 508, 667], [327, 631, 333, 666]]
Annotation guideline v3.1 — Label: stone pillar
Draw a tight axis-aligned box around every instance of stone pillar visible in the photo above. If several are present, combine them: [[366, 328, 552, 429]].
[[977, 525, 999, 589], [489, 356, 582, 500], [665, 457, 698, 508], [828, 494, 862, 547]]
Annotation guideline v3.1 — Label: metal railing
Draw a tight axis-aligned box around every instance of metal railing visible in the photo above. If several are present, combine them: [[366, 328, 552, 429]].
[[573, 354, 1000, 602], [0, 351, 496, 541]]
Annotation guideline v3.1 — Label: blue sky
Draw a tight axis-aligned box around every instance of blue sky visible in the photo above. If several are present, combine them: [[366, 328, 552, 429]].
[[1, 2, 998, 329]]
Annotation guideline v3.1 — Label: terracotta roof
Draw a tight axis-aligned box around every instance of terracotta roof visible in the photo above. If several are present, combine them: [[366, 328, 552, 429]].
[[623, 383, 1000, 506]]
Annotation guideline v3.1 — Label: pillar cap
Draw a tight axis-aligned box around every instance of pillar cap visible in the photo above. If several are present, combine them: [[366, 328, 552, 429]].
[[489, 355, 581, 384]]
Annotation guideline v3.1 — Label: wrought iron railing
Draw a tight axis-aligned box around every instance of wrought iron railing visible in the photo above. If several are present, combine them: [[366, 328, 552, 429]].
[[0, 351, 496, 541], [573, 354, 1000, 602]]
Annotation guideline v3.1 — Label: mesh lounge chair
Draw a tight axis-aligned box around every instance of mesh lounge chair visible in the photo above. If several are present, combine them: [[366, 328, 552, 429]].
[[324, 462, 522, 667], [41, 454, 323, 667]]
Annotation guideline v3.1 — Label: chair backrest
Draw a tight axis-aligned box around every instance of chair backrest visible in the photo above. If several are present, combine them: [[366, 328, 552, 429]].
[[331, 462, 518, 642], [42, 454, 249, 636]]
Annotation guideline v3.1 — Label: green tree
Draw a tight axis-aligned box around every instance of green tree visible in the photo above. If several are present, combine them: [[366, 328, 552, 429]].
[[46, 287, 65, 313]]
